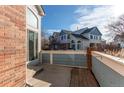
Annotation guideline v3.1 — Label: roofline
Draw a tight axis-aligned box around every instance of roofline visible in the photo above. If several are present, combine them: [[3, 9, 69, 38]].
[[95, 27, 102, 35], [72, 34, 89, 40], [86, 27, 102, 35], [35, 5, 45, 16]]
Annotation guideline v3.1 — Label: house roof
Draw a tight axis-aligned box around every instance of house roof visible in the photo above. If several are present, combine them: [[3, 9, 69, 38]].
[[61, 29, 72, 34], [72, 27, 102, 36], [53, 32, 60, 37], [72, 34, 89, 40], [82, 27, 102, 35], [58, 26, 102, 40], [72, 27, 88, 34]]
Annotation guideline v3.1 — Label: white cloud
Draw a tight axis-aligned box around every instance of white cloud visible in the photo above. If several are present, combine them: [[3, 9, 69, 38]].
[[70, 6, 113, 31], [70, 5, 124, 41], [112, 5, 124, 17], [45, 29, 60, 37]]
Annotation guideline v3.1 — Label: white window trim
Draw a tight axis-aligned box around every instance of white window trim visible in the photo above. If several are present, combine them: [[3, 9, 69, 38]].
[[26, 6, 41, 63], [27, 7, 39, 29]]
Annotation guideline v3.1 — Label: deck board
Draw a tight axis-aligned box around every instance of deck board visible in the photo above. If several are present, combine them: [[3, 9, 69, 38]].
[[70, 68, 99, 87]]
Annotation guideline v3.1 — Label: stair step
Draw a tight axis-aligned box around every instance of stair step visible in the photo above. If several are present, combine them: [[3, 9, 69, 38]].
[[27, 78, 51, 87]]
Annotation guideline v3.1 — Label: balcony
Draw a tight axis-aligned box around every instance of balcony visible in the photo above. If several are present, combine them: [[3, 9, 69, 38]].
[[27, 50, 124, 87]]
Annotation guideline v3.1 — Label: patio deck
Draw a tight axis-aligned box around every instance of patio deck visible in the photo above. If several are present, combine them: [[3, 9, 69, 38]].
[[27, 64, 99, 87], [70, 67, 99, 87]]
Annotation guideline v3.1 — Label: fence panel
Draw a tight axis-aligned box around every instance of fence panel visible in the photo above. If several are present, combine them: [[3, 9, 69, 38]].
[[41, 51, 87, 68], [42, 53, 50, 64]]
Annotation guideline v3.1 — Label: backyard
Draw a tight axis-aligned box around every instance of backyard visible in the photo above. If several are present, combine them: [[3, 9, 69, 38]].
[[27, 49, 124, 87], [0, 5, 124, 87], [27, 63, 99, 87]]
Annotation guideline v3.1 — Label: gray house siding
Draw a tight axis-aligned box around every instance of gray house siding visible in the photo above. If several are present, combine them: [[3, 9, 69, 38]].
[[51, 26, 102, 50]]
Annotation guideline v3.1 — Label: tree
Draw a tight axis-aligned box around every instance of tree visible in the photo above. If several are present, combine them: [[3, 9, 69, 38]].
[[107, 14, 124, 38], [41, 29, 50, 50]]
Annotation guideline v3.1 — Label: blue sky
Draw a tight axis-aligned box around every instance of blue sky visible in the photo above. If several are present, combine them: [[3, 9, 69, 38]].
[[42, 5, 101, 30], [42, 5, 78, 30], [42, 5, 124, 41]]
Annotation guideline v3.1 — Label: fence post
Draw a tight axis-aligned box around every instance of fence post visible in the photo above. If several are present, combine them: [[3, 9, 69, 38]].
[[50, 53, 53, 64], [87, 47, 92, 71]]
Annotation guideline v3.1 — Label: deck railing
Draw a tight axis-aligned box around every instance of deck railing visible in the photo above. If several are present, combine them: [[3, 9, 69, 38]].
[[92, 51, 124, 87], [40, 49, 124, 87], [41, 50, 87, 68]]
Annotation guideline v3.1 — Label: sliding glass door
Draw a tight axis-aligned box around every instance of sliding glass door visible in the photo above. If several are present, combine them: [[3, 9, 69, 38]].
[[28, 30, 38, 61]]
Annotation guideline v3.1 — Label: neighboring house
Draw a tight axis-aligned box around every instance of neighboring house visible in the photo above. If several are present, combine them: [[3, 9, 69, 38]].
[[114, 34, 124, 48], [49, 32, 60, 50], [41, 37, 50, 50], [0, 5, 45, 87], [51, 27, 102, 50]]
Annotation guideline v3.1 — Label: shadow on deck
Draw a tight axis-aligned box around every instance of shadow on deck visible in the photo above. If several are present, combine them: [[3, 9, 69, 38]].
[[27, 64, 99, 87]]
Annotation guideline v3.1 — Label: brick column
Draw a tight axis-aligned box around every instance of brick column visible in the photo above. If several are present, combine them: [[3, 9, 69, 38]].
[[0, 6, 26, 87]]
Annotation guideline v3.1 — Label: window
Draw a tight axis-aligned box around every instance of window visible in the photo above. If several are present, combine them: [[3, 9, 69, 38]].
[[28, 30, 38, 61], [90, 35, 93, 39], [77, 41, 81, 50], [71, 40, 75, 50], [61, 36, 63, 40], [72, 44, 75, 50], [77, 41, 81, 43], [94, 36, 96, 39], [99, 36, 101, 40], [68, 35, 70, 39], [71, 40, 74, 43], [96, 36, 98, 40], [64, 35, 66, 40], [27, 8, 38, 29]]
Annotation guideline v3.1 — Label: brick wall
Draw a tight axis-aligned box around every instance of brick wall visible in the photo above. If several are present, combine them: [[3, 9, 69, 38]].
[[0, 6, 26, 87]]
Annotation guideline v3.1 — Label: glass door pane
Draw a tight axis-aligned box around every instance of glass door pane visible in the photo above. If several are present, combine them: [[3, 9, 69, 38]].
[[34, 32, 38, 59], [29, 31, 34, 61], [28, 30, 38, 61]]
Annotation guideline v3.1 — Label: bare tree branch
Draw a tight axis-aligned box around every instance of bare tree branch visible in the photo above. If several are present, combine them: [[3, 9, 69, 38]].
[[107, 14, 124, 36]]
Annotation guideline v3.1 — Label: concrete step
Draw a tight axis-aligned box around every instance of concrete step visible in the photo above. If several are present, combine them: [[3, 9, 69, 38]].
[[27, 78, 51, 87], [27, 64, 51, 87]]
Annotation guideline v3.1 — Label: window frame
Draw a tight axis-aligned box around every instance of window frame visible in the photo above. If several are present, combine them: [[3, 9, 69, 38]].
[[26, 6, 40, 62], [27, 30, 38, 61], [90, 35, 93, 39], [27, 8, 39, 29], [77, 41, 81, 50]]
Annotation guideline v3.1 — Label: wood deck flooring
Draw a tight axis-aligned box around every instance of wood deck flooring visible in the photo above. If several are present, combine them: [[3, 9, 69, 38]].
[[70, 68, 99, 87]]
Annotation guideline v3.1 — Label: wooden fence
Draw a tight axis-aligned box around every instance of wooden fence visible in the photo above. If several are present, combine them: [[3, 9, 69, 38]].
[[103, 48, 124, 58], [90, 44, 124, 58]]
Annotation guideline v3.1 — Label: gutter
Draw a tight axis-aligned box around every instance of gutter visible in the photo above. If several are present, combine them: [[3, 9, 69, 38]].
[[35, 5, 45, 16]]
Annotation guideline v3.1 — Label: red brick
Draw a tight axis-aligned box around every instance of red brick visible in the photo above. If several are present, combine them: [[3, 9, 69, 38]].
[[0, 5, 26, 87]]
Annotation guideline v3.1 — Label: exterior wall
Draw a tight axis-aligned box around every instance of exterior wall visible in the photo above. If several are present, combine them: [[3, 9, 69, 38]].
[[82, 33, 89, 39], [86, 29, 102, 44], [81, 40, 90, 49], [92, 51, 124, 87], [88, 33, 102, 44], [89, 39, 101, 44], [59, 43, 69, 49], [70, 35, 90, 50], [0, 6, 26, 87], [59, 34, 69, 44]]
